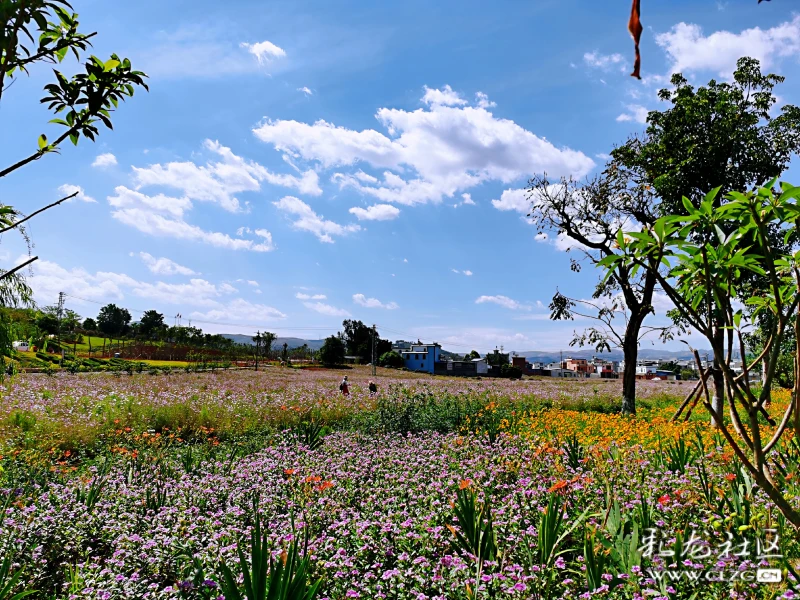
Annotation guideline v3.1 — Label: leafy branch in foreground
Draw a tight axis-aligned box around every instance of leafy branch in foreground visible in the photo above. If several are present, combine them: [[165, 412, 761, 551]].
[[598, 181, 800, 527]]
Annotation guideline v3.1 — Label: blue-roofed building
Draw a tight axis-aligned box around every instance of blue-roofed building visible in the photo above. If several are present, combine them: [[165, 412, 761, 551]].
[[400, 343, 441, 373]]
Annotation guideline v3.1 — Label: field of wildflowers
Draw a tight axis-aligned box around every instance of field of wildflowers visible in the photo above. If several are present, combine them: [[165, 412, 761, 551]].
[[1, 369, 798, 599]]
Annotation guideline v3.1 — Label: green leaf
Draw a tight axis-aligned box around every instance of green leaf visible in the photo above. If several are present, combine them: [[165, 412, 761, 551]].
[[37, 134, 47, 150], [104, 59, 121, 71]]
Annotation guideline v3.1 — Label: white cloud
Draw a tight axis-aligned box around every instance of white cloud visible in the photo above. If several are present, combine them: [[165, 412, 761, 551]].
[[191, 298, 286, 322], [236, 279, 260, 287], [656, 17, 800, 77], [475, 92, 496, 109], [297, 86, 313, 96], [583, 51, 624, 70], [354, 170, 378, 183], [422, 84, 467, 106], [92, 153, 117, 168], [240, 40, 286, 65], [451, 269, 473, 276], [403, 258, 408, 263], [475, 295, 531, 311], [460, 193, 476, 206], [595, 153, 611, 160], [131, 139, 320, 214], [349, 203, 400, 221], [57, 184, 96, 203], [296, 292, 326, 300], [134, 251, 197, 276], [352, 293, 398, 309], [108, 186, 275, 252], [254, 86, 594, 207], [616, 104, 649, 124], [303, 301, 351, 317], [491, 188, 529, 213], [273, 196, 360, 243], [25, 258, 238, 308], [137, 26, 289, 79]]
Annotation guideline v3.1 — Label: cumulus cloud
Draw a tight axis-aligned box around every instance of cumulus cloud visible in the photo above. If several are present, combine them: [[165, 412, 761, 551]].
[[303, 301, 351, 317], [236, 279, 259, 287], [656, 16, 800, 77], [92, 153, 117, 168], [422, 84, 467, 106], [273, 196, 360, 243], [616, 104, 649, 124], [240, 40, 286, 65], [475, 92, 496, 109], [491, 188, 529, 213], [58, 184, 96, 203], [131, 139, 320, 213], [296, 292, 326, 300], [352, 293, 398, 309], [25, 258, 238, 308], [191, 298, 286, 322], [134, 251, 197, 275], [348, 203, 400, 221], [108, 186, 275, 252], [254, 86, 593, 207], [475, 295, 531, 310], [460, 193, 476, 206], [583, 51, 624, 70]]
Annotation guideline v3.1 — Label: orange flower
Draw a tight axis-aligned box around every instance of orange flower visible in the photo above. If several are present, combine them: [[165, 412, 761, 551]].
[[459, 479, 471, 490], [725, 473, 736, 481], [284, 468, 296, 476], [304, 475, 321, 484], [548, 480, 569, 493], [315, 480, 334, 492]]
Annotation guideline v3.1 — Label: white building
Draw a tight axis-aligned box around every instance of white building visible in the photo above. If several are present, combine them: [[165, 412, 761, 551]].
[[12, 341, 29, 352]]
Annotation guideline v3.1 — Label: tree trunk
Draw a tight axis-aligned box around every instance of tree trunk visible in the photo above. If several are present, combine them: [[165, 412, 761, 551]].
[[711, 328, 725, 428], [622, 334, 638, 415]]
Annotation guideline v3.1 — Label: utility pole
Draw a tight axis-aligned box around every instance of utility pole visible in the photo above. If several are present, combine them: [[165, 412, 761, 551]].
[[56, 292, 65, 364], [254, 330, 261, 371], [372, 324, 377, 377]]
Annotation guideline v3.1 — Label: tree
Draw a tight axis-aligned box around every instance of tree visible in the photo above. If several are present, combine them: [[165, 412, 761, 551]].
[[252, 331, 276, 359], [62, 309, 80, 332], [319, 335, 345, 367], [36, 311, 59, 335], [0, 2, 147, 346], [611, 57, 800, 421], [341, 320, 391, 363], [96, 304, 131, 336], [601, 182, 800, 527], [464, 350, 480, 360], [82, 317, 96, 331], [139, 310, 165, 339], [379, 350, 404, 368], [529, 172, 667, 414]]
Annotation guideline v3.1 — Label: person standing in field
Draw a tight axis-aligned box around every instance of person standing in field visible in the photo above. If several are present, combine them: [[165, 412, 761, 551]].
[[339, 375, 350, 396], [368, 380, 377, 396]]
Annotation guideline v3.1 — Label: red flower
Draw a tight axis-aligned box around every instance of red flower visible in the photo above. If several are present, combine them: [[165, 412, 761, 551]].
[[657, 494, 670, 506]]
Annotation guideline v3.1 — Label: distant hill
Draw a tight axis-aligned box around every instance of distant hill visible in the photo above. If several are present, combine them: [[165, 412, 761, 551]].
[[511, 347, 720, 363], [221, 334, 719, 362], [221, 334, 325, 351]]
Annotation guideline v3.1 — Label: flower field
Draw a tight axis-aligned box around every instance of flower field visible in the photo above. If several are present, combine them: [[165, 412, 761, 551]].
[[1, 369, 798, 599]]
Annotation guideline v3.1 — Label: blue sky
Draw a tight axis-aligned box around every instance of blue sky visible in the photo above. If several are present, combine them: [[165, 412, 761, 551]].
[[2, 0, 800, 353]]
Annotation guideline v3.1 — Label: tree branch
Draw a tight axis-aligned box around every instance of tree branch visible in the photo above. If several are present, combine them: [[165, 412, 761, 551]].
[[0, 256, 38, 281], [0, 191, 77, 234]]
